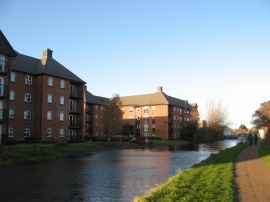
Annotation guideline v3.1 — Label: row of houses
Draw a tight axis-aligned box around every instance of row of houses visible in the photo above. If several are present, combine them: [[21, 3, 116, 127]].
[[0, 30, 199, 143]]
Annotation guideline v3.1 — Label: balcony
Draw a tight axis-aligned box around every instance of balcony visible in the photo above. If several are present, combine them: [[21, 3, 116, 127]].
[[70, 90, 81, 99], [69, 120, 82, 129], [0, 60, 9, 74], [69, 109, 82, 114]]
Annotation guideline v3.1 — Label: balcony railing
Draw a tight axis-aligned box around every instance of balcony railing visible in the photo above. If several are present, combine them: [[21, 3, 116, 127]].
[[0, 60, 9, 74], [69, 120, 82, 129], [70, 90, 81, 98], [69, 107, 82, 114]]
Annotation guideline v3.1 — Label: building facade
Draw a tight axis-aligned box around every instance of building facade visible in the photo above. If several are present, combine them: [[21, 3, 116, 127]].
[[0, 30, 17, 144], [85, 91, 108, 138], [5, 42, 86, 142], [120, 86, 193, 139], [1, 30, 199, 143]]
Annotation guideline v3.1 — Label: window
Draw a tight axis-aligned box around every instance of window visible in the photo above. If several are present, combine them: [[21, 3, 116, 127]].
[[143, 117, 148, 123], [47, 111, 52, 120], [60, 96, 65, 105], [11, 72, 16, 82], [9, 109, 15, 119], [143, 107, 149, 114], [0, 54, 4, 72], [144, 124, 149, 132], [48, 94, 52, 103], [95, 114, 98, 119], [152, 117, 155, 124], [129, 107, 133, 112], [60, 80, 65, 88], [95, 105, 98, 110], [8, 127, 14, 137], [46, 128, 52, 137], [25, 75, 32, 85], [48, 77, 53, 86], [60, 112, 64, 121], [24, 110, 31, 120], [129, 117, 133, 121], [59, 129, 64, 137], [23, 128, 31, 137], [24, 93, 32, 102], [10, 90, 15, 100], [96, 123, 98, 128]]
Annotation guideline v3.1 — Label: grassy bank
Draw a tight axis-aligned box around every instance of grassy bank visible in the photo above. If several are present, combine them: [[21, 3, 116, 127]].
[[134, 142, 248, 202], [258, 141, 270, 168], [0, 140, 187, 167]]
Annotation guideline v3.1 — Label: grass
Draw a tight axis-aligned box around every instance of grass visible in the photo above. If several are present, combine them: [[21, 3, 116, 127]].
[[258, 140, 270, 168], [134, 142, 248, 202]]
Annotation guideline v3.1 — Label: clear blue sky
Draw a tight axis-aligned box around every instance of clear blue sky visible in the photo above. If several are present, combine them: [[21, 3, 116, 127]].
[[1, 0, 270, 129]]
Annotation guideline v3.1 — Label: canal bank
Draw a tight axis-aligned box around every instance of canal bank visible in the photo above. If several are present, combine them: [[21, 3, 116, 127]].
[[134, 142, 248, 202]]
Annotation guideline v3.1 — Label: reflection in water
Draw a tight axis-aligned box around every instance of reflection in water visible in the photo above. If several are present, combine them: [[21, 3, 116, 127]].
[[0, 140, 237, 202]]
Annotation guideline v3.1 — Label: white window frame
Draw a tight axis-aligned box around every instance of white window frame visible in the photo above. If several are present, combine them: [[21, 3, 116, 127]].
[[25, 75, 32, 85], [24, 93, 32, 102], [143, 107, 149, 114], [60, 80, 65, 88], [60, 112, 64, 121], [46, 128, 52, 137], [23, 128, 31, 137], [8, 127, 14, 137], [9, 109, 15, 119], [48, 77, 53, 86], [47, 111, 52, 120], [60, 96, 65, 105], [24, 110, 31, 120], [48, 94, 53, 103], [59, 129, 64, 137], [11, 72, 16, 82], [10, 90, 15, 100]]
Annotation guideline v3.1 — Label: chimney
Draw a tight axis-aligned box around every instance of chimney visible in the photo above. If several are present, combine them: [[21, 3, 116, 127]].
[[157, 86, 163, 92], [43, 48, 53, 58]]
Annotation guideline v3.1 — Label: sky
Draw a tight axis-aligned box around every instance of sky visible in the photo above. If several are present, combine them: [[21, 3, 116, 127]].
[[1, 0, 270, 129]]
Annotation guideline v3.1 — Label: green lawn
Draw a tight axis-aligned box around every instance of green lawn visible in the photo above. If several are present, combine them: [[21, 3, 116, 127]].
[[134, 143, 248, 202], [258, 141, 270, 168]]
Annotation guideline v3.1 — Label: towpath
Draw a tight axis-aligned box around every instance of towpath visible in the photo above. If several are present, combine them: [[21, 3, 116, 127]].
[[235, 142, 270, 202]]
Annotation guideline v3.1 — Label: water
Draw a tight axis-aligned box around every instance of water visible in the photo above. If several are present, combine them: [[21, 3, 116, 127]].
[[0, 140, 237, 202]]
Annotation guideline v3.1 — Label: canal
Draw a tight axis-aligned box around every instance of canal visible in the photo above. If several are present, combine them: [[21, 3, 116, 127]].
[[0, 140, 237, 202]]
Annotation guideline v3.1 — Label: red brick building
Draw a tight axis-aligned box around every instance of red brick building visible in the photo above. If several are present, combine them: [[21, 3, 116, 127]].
[[120, 86, 194, 139], [0, 30, 17, 144], [85, 91, 108, 138], [8, 48, 86, 142]]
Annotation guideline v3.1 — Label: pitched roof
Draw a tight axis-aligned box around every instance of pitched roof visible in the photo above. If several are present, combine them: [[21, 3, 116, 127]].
[[85, 91, 109, 104], [0, 30, 17, 57], [11, 52, 85, 84], [120, 90, 191, 109]]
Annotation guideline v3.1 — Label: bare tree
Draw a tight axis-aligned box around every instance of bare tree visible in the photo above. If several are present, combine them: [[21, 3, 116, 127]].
[[206, 100, 228, 134], [103, 94, 123, 136]]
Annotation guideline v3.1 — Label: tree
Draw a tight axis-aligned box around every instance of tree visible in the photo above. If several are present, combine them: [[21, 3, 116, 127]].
[[103, 94, 123, 136], [252, 101, 270, 128], [206, 100, 228, 137], [239, 124, 247, 130]]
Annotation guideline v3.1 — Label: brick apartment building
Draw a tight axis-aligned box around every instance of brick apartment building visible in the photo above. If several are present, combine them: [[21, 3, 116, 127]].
[[0, 30, 199, 143], [119, 86, 195, 139], [8, 49, 86, 142], [0, 30, 86, 143], [85, 91, 108, 137], [0, 30, 17, 144]]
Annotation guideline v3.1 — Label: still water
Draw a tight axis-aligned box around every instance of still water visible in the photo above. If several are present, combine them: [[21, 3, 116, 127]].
[[0, 140, 237, 202]]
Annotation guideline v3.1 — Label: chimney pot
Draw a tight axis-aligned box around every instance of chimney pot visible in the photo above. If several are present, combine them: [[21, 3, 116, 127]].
[[157, 86, 163, 92]]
